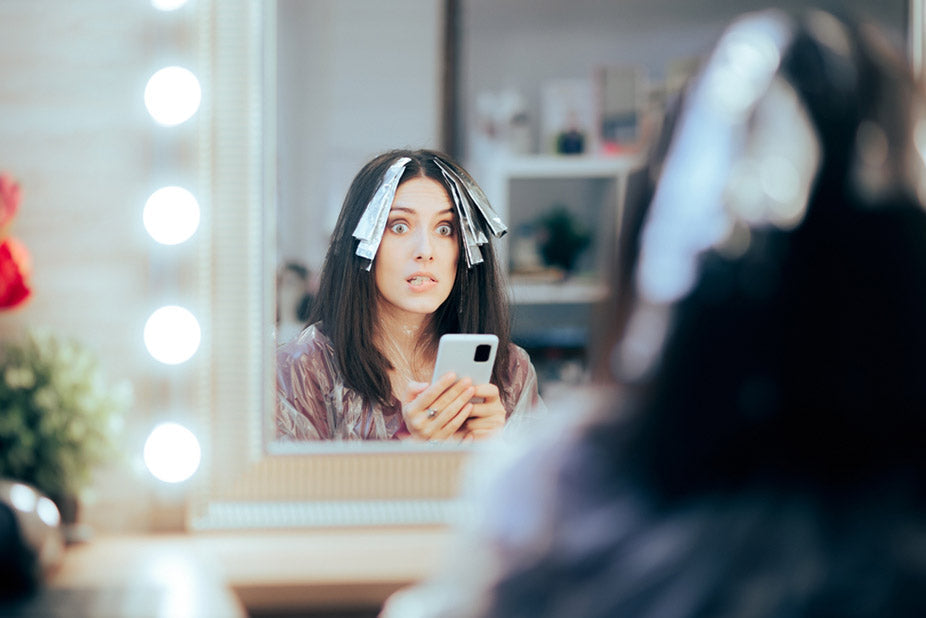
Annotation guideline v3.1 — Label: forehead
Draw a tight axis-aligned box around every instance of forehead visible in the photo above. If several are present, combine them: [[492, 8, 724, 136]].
[[391, 176, 453, 213]]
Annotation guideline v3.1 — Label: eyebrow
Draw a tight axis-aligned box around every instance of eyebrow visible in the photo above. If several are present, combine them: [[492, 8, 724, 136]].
[[388, 206, 455, 216]]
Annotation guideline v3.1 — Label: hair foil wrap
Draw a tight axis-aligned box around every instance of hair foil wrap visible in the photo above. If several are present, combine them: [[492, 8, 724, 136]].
[[352, 156, 412, 270], [434, 158, 508, 268]]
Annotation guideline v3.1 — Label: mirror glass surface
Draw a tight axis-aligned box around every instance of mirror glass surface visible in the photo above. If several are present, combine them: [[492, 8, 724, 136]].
[[270, 0, 908, 448], [274, 0, 444, 311]]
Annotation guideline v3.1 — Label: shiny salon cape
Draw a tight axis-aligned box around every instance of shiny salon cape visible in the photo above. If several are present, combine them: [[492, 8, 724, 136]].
[[275, 324, 543, 440]]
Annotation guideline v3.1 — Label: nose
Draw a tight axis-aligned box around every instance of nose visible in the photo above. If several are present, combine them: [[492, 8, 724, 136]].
[[413, 229, 434, 261]]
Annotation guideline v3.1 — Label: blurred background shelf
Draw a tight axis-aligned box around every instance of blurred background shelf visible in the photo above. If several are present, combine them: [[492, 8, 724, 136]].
[[508, 277, 609, 304], [490, 153, 641, 179], [476, 154, 641, 389]]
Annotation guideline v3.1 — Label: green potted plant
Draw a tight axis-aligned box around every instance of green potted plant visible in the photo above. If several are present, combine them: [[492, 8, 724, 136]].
[[1, 172, 129, 540], [537, 204, 592, 274], [0, 329, 131, 538]]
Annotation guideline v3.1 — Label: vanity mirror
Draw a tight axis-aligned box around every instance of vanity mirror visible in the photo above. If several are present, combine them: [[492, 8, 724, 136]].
[[190, 0, 917, 529]]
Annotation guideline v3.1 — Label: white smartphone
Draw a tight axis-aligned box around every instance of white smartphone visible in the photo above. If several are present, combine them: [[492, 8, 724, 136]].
[[431, 333, 499, 385]]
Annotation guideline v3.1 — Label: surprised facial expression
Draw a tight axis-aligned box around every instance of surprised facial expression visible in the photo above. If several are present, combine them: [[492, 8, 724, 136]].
[[373, 176, 459, 321]]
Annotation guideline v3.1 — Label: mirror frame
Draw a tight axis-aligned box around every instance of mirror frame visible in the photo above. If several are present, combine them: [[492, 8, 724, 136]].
[[911, 0, 926, 77], [188, 0, 469, 530]]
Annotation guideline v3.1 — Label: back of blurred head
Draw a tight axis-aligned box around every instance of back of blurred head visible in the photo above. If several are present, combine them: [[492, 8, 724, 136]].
[[526, 9, 926, 617], [608, 7, 926, 502], [383, 10, 926, 618]]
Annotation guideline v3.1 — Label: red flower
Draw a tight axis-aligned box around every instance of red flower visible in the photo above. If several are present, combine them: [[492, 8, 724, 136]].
[[0, 237, 31, 309], [0, 172, 30, 310], [0, 172, 21, 230]]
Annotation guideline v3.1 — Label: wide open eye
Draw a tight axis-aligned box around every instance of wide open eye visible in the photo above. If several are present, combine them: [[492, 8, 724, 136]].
[[436, 223, 454, 237], [389, 221, 409, 234]]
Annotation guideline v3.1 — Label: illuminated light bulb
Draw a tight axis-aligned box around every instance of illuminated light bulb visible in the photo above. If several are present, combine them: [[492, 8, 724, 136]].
[[36, 497, 61, 527], [144, 186, 200, 245], [144, 66, 202, 126], [151, 0, 188, 10], [144, 305, 201, 365], [9, 483, 37, 513], [144, 422, 202, 483]]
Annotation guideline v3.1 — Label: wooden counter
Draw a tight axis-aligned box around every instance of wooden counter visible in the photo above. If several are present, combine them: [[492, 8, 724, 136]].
[[194, 526, 451, 614], [5, 527, 450, 617]]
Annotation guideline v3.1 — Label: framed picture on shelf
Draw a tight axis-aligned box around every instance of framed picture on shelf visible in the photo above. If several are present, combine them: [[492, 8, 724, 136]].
[[540, 77, 597, 155], [596, 64, 646, 154]]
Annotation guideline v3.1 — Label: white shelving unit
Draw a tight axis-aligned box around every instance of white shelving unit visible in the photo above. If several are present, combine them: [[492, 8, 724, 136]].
[[477, 153, 642, 305], [474, 152, 643, 384], [508, 279, 609, 305]]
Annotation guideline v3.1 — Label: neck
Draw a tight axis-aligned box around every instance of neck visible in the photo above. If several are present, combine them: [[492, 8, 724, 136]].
[[376, 304, 439, 386], [377, 301, 436, 346]]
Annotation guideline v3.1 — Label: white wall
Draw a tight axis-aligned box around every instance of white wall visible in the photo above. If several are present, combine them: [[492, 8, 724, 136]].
[[459, 0, 908, 159], [276, 0, 444, 273], [0, 1, 201, 531]]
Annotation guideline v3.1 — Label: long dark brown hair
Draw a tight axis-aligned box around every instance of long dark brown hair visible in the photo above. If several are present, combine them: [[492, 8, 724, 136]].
[[310, 149, 511, 406]]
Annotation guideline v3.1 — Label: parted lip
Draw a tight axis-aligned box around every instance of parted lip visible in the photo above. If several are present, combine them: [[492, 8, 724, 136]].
[[407, 271, 438, 282]]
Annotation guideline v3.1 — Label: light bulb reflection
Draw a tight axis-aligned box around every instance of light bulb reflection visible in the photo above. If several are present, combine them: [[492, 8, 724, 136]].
[[144, 422, 201, 483], [36, 496, 61, 527], [9, 483, 37, 513]]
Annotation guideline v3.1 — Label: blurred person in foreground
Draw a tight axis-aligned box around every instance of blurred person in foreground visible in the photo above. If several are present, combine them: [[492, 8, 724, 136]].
[[383, 7, 926, 617]]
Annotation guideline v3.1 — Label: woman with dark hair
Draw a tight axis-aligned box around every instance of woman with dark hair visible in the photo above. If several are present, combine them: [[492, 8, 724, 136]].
[[384, 8, 926, 617], [276, 149, 542, 441]]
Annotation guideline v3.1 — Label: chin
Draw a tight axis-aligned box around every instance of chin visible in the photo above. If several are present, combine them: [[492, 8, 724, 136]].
[[400, 294, 449, 315], [407, 301, 444, 315], [379, 289, 452, 318]]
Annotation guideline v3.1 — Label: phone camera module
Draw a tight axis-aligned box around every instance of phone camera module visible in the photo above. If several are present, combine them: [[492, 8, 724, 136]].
[[474, 344, 491, 362]]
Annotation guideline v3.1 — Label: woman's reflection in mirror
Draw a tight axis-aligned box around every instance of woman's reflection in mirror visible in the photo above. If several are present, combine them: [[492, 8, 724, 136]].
[[276, 149, 544, 441]]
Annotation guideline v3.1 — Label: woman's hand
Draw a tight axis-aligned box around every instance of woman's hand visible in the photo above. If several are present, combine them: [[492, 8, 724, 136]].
[[401, 372, 476, 441], [458, 383, 506, 441]]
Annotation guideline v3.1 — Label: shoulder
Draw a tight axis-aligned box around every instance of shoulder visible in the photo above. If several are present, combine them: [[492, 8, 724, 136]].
[[507, 342, 531, 363], [275, 323, 340, 440], [276, 323, 338, 388], [277, 323, 333, 363], [504, 343, 533, 375], [497, 343, 544, 418], [502, 342, 537, 391]]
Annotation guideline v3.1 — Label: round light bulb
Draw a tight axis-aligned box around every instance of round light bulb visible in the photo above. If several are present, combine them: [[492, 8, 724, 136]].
[[144, 66, 202, 126], [36, 497, 61, 527], [144, 305, 201, 365], [9, 483, 37, 513], [144, 186, 200, 245], [144, 422, 202, 483]]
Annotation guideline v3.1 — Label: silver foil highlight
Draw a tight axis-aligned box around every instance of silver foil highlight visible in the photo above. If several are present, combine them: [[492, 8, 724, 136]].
[[434, 158, 507, 268], [351, 155, 507, 269], [352, 156, 412, 269]]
